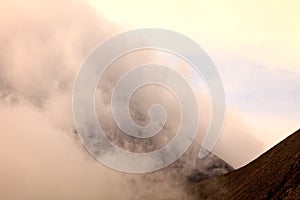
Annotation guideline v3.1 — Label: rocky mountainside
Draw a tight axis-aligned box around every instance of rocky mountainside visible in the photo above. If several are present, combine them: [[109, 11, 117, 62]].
[[191, 129, 300, 200], [130, 152, 234, 200], [186, 153, 234, 183]]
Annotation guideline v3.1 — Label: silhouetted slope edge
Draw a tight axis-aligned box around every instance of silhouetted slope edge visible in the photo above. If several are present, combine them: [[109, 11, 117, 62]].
[[193, 129, 300, 200]]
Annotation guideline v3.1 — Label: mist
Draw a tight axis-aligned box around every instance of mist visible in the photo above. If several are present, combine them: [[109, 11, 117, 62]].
[[0, 0, 264, 199]]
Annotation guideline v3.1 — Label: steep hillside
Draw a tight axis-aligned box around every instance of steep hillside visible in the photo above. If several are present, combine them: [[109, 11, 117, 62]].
[[192, 129, 300, 200]]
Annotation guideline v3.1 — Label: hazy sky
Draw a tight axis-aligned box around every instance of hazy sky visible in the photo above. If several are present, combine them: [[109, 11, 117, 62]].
[[90, 0, 300, 146], [0, 0, 299, 199]]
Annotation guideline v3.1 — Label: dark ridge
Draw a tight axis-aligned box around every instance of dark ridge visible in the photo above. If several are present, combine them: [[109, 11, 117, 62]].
[[192, 129, 300, 200]]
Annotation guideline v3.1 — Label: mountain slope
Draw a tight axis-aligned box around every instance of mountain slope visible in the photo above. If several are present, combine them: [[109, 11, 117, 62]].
[[186, 153, 234, 183], [193, 129, 300, 200]]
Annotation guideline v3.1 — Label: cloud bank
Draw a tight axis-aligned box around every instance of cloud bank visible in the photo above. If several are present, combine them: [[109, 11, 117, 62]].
[[0, 0, 266, 199]]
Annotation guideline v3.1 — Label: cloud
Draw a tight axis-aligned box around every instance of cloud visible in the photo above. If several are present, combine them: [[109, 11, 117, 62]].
[[88, 0, 300, 152], [0, 1, 132, 199], [0, 103, 132, 200], [0, 0, 267, 199]]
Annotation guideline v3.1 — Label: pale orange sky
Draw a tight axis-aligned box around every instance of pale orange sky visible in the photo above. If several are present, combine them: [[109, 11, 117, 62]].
[[90, 0, 300, 73]]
